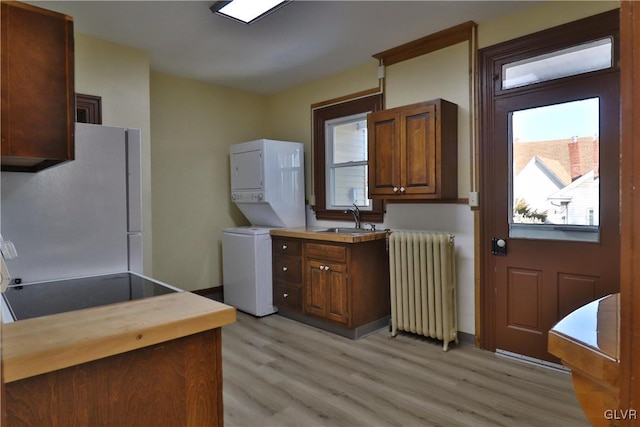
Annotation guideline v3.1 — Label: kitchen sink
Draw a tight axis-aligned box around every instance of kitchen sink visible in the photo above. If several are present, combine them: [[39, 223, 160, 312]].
[[315, 227, 372, 234]]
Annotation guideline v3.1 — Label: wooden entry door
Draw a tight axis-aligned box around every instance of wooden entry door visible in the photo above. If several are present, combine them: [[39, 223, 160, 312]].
[[480, 11, 621, 362]]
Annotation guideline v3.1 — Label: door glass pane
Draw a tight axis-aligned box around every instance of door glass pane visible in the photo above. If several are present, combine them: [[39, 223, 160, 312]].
[[502, 38, 612, 90], [510, 98, 599, 242]]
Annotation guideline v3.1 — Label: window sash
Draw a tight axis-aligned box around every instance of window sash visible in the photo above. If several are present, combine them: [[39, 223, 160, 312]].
[[325, 113, 372, 210]]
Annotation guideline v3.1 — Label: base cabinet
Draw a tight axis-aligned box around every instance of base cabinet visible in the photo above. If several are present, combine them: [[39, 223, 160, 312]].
[[273, 236, 390, 335], [272, 237, 304, 312], [5, 329, 224, 426]]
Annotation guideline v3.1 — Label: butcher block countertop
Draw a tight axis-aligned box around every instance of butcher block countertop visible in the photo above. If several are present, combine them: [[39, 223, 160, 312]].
[[2, 292, 236, 382], [270, 227, 388, 243]]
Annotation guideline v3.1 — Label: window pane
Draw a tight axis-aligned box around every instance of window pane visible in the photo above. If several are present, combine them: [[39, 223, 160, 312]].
[[330, 165, 370, 207], [331, 118, 367, 163], [502, 38, 612, 90], [326, 112, 372, 210], [510, 98, 599, 242]]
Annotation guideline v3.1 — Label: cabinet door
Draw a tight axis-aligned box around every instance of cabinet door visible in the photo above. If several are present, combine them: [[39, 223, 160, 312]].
[[306, 260, 328, 317], [401, 104, 437, 195], [305, 260, 348, 324], [1, 2, 75, 171], [325, 263, 348, 324], [368, 109, 401, 197]]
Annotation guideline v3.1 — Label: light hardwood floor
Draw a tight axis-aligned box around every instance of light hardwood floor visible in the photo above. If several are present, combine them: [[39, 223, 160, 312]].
[[222, 312, 588, 427]]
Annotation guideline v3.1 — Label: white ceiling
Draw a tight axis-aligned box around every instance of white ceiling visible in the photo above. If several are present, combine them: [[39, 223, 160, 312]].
[[29, 1, 540, 94]]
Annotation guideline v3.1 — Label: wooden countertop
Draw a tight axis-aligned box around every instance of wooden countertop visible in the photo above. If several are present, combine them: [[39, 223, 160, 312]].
[[3, 292, 236, 382], [270, 227, 388, 243], [548, 294, 620, 426], [548, 293, 619, 385]]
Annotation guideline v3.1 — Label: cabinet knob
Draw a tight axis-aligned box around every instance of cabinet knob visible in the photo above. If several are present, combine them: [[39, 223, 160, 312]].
[[319, 265, 325, 271], [400, 187, 405, 193], [393, 186, 399, 193], [283, 293, 289, 298], [325, 266, 330, 271], [282, 244, 288, 250], [282, 266, 288, 272]]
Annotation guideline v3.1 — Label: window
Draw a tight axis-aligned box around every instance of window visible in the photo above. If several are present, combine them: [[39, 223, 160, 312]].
[[313, 93, 384, 222], [76, 93, 102, 124], [325, 114, 370, 210], [502, 38, 613, 90], [509, 98, 601, 242]]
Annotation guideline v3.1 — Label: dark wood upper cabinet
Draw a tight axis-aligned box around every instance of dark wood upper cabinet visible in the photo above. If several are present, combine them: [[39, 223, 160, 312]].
[[368, 99, 458, 201], [1, 1, 75, 172]]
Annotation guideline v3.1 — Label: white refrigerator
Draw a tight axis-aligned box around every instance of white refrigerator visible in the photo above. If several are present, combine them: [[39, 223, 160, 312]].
[[0, 123, 143, 283]]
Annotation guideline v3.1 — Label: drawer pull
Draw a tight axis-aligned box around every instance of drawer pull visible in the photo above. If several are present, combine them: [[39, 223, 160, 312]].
[[282, 266, 288, 272], [282, 244, 288, 250], [283, 293, 289, 298]]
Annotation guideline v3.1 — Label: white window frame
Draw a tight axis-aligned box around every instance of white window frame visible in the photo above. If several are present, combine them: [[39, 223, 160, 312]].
[[324, 112, 372, 211]]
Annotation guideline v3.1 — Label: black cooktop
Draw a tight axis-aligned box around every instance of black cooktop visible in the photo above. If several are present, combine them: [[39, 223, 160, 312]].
[[2, 272, 179, 321]]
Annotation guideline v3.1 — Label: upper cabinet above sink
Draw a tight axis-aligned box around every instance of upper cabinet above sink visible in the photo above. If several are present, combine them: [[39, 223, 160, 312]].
[[367, 99, 458, 201], [1, 1, 75, 172]]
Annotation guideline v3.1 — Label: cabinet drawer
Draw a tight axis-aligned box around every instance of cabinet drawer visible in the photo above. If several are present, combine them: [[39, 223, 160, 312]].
[[274, 283, 302, 311], [273, 238, 302, 256], [273, 258, 302, 283], [306, 242, 346, 263]]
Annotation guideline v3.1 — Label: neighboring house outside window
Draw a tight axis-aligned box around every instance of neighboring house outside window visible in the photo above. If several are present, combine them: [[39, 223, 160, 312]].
[[512, 135, 599, 227]]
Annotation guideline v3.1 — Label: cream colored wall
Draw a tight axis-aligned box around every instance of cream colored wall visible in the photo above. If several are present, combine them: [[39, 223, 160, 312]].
[[478, 1, 619, 48], [266, 1, 620, 335], [267, 62, 380, 200], [385, 42, 471, 197], [74, 34, 153, 275], [150, 72, 268, 291]]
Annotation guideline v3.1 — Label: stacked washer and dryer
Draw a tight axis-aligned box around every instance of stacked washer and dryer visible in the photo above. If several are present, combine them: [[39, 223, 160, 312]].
[[222, 139, 305, 316]]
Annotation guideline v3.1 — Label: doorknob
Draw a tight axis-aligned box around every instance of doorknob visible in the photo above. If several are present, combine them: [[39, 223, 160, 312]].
[[492, 238, 507, 255]]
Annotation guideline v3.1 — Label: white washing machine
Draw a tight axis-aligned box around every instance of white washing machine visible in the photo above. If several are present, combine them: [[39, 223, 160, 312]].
[[222, 226, 276, 317]]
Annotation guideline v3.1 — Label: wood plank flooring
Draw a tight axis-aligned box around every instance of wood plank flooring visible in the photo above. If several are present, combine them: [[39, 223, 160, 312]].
[[222, 312, 588, 427]]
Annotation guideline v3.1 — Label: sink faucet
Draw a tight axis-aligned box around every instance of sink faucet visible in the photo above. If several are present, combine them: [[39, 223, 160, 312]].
[[344, 204, 361, 229]]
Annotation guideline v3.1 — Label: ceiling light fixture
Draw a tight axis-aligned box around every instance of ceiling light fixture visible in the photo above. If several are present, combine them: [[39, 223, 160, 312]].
[[210, 0, 289, 25]]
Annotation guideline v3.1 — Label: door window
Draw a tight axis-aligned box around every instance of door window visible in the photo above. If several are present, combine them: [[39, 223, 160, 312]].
[[509, 98, 600, 242], [502, 38, 612, 90]]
